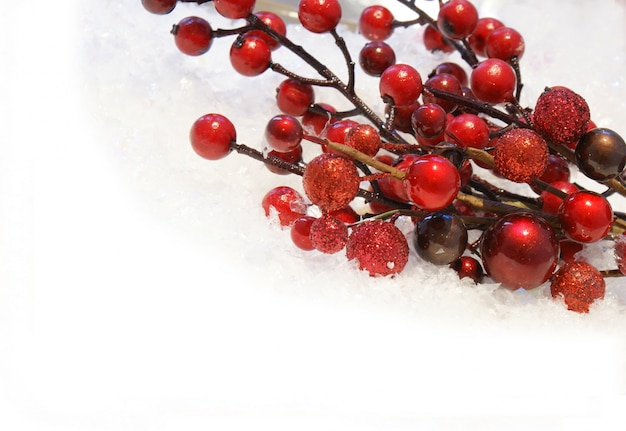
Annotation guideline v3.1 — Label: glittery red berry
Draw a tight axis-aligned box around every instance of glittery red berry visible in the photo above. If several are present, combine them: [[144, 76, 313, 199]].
[[437, 0, 479, 40], [550, 262, 605, 313], [346, 220, 409, 277], [344, 124, 381, 157], [533, 86, 590, 147], [310, 214, 349, 254], [492, 128, 549, 183], [302, 153, 360, 212]]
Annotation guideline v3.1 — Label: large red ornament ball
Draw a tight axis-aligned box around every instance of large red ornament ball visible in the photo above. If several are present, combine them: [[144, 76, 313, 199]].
[[493, 128, 549, 183], [550, 262, 605, 313], [302, 153, 360, 212], [533, 86, 591, 147], [310, 214, 349, 254], [481, 213, 559, 290], [346, 220, 409, 277]]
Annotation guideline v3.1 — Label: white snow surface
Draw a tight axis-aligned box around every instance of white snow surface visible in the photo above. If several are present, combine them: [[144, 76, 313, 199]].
[[2, 0, 626, 430]]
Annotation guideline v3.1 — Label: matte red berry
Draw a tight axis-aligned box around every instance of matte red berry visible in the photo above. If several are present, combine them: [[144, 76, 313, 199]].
[[229, 35, 271, 76], [437, 0, 479, 40], [450, 256, 484, 283], [190, 113, 236, 160], [172, 16, 213, 56], [214, 0, 256, 19], [310, 214, 349, 254], [246, 11, 287, 51], [492, 128, 549, 183], [344, 124, 381, 157], [379, 63, 423, 106], [423, 24, 454, 53], [358, 5, 394, 41], [264, 114, 303, 152], [444, 113, 490, 149], [404, 154, 461, 211], [550, 262, 605, 313], [265, 145, 303, 175], [485, 26, 525, 61], [481, 213, 559, 290], [470, 58, 516, 104], [540, 180, 578, 215], [422, 73, 463, 113], [276, 79, 315, 117], [558, 191, 613, 243], [298, 0, 342, 34], [432, 62, 468, 86], [411, 103, 448, 139], [346, 220, 409, 277], [262, 186, 307, 227], [575, 128, 626, 182], [142, 0, 177, 15], [533, 86, 590, 147], [302, 103, 337, 136], [302, 153, 360, 212], [468, 17, 504, 57], [359, 41, 396, 77], [291, 216, 316, 250]]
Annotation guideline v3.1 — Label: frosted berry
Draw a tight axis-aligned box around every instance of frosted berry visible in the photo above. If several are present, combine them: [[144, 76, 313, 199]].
[[558, 191, 613, 243], [298, 0, 342, 34], [346, 220, 409, 277], [214, 0, 256, 19], [262, 186, 307, 227], [533, 86, 590, 147], [379, 63, 423, 106], [550, 262, 605, 313], [229, 34, 271, 76], [142, 0, 177, 15], [172, 16, 213, 56], [492, 128, 548, 183], [359, 41, 396, 77], [302, 153, 360, 212], [437, 0, 479, 40], [310, 214, 349, 254], [470, 58, 516, 104], [190, 113, 236, 160], [276, 79, 315, 117], [404, 154, 461, 211], [358, 5, 394, 41], [264, 114, 303, 153]]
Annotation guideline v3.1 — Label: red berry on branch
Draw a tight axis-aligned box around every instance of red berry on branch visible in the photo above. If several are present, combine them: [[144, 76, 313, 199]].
[[276, 78, 315, 117], [310, 214, 349, 254], [346, 220, 409, 277], [358, 5, 394, 41], [481, 213, 559, 290], [550, 262, 605, 313], [444, 113, 490, 149], [172, 16, 213, 56], [322, 119, 358, 146], [329, 205, 359, 224], [264, 114, 304, 153], [467, 17, 504, 57], [229, 34, 271, 76], [403, 154, 461, 211], [423, 73, 463, 113], [558, 191, 613, 243], [450, 256, 484, 283], [559, 239, 584, 263], [214, 0, 256, 19], [470, 58, 516, 104], [432, 62, 468, 86], [485, 26, 525, 61], [291, 216, 316, 250], [142, 0, 177, 15], [422, 24, 454, 53], [492, 128, 549, 183], [533, 86, 590, 147], [540, 180, 578, 215], [437, 0, 479, 40], [190, 113, 236, 160], [532, 154, 571, 193], [379, 63, 423, 107], [262, 186, 308, 227], [344, 124, 381, 157], [302, 103, 337, 136], [411, 103, 448, 139], [298, 0, 342, 34], [302, 153, 360, 212], [359, 41, 396, 77], [246, 11, 287, 51]]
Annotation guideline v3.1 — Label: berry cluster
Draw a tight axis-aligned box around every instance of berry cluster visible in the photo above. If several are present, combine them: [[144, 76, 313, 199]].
[[141, 0, 626, 313]]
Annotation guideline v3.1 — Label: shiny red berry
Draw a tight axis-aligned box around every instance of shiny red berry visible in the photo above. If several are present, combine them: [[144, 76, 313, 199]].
[[422, 73, 463, 113], [214, 0, 255, 19], [481, 213, 559, 290], [172, 16, 213, 56], [379, 63, 423, 106], [262, 186, 307, 227], [359, 41, 396, 77], [558, 191, 613, 243], [450, 256, 484, 283], [298, 0, 342, 34], [432, 62, 468, 86], [540, 180, 578, 215], [358, 5, 394, 41], [322, 119, 358, 146], [411, 103, 448, 139], [275, 78, 315, 117], [264, 114, 303, 153], [291, 216, 316, 250], [229, 35, 271, 76], [302, 103, 337, 136], [486, 26, 525, 61], [444, 113, 490, 149], [437, 0, 479, 40], [470, 58, 516, 104], [142, 0, 177, 15], [423, 24, 454, 53], [403, 154, 461, 211], [189, 113, 236, 160], [467, 17, 504, 57], [246, 11, 287, 51]]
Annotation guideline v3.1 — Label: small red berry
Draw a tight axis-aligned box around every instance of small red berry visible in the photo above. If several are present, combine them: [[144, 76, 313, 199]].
[[246, 11, 287, 51], [470, 58, 517, 104], [558, 191, 613, 243], [214, 0, 256, 19], [403, 154, 461, 211], [411, 103, 448, 139], [358, 5, 394, 41], [422, 73, 463, 113], [229, 35, 271, 76], [540, 180, 578, 215], [486, 26, 525, 61], [291, 216, 316, 250], [172, 16, 213, 56], [437, 0, 479, 40], [189, 113, 236, 160], [422, 24, 454, 53], [444, 113, 490, 149], [310, 214, 349, 254], [359, 41, 396, 77], [450, 256, 484, 283], [379, 63, 423, 107], [467, 17, 504, 57], [550, 262, 605, 313], [264, 114, 303, 153], [142, 0, 177, 15], [302, 103, 337, 136], [322, 119, 358, 146], [298, 0, 342, 34], [276, 79, 315, 117], [262, 186, 307, 227], [432, 62, 468, 86]]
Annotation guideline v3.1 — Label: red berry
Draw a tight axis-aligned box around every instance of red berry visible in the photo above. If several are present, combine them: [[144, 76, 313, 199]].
[[422, 73, 463, 113], [551, 262, 605, 313], [359, 41, 396, 77], [276, 79, 315, 117], [533, 86, 590, 147], [291, 216, 316, 250], [358, 5, 394, 41], [386, 101, 420, 134], [444, 113, 490, 149], [214, 0, 255, 19], [262, 186, 307, 227], [189, 113, 236, 160], [229, 34, 271, 76], [422, 24, 454, 53], [432, 62, 468, 86], [467, 17, 504, 57], [481, 213, 559, 290], [172, 16, 213, 56], [302, 103, 336, 136], [558, 191, 613, 243], [310, 214, 349, 254], [329, 205, 359, 224], [344, 124, 381, 157], [559, 239, 584, 263], [142, 0, 177, 15], [411, 103, 448, 139], [533, 154, 571, 193], [322, 119, 358, 146], [437, 0, 479, 40], [470, 58, 516, 104], [379, 63, 423, 107], [246, 11, 287, 51], [486, 26, 525, 61], [450, 256, 484, 283], [264, 114, 303, 152], [403, 154, 461, 211], [302, 153, 360, 212], [540, 180, 578, 215], [298, 0, 342, 34], [346, 220, 409, 277], [492, 128, 549, 183], [265, 145, 303, 175]]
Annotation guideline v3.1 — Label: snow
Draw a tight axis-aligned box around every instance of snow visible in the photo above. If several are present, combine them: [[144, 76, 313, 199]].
[[1, 0, 626, 430]]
